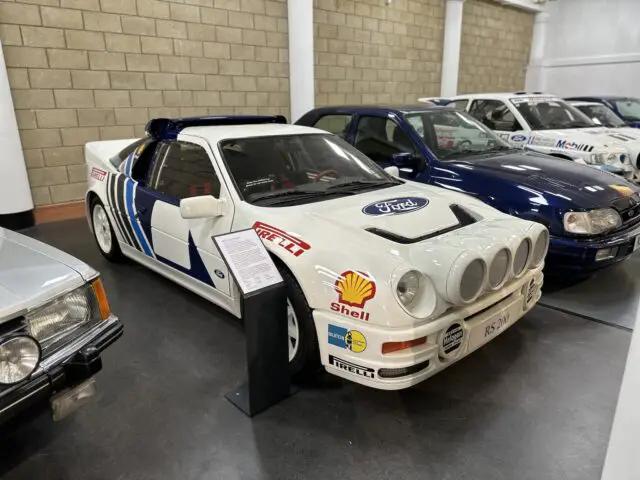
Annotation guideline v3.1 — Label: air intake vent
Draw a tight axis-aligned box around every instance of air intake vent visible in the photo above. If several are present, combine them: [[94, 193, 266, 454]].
[[366, 204, 478, 244]]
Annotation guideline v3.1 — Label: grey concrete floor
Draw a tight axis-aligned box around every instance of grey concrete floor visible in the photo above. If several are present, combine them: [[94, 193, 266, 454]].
[[0, 219, 632, 480], [540, 255, 640, 330]]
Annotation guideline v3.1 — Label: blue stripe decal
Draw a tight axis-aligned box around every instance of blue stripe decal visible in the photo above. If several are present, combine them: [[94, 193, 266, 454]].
[[125, 153, 134, 177], [124, 179, 153, 257]]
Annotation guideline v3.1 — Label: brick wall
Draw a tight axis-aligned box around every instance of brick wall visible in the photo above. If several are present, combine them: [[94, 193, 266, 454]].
[[1, 0, 289, 206], [458, 0, 534, 94], [313, 0, 444, 107]]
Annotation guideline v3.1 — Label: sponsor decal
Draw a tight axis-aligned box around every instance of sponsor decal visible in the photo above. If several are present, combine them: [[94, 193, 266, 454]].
[[610, 184, 634, 197], [555, 140, 594, 152], [328, 325, 367, 353], [529, 136, 556, 147], [253, 222, 310, 257], [329, 355, 375, 379], [440, 322, 464, 358], [91, 167, 107, 181], [214, 269, 225, 279], [510, 134, 528, 142], [362, 197, 429, 216], [331, 270, 376, 321]]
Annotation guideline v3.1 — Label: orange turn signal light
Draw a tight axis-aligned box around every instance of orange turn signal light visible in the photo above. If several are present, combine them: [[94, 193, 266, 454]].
[[382, 337, 427, 355], [91, 278, 111, 320]]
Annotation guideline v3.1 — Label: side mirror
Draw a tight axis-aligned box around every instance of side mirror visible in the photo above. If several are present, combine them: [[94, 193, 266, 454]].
[[391, 152, 418, 169], [180, 195, 226, 219], [384, 166, 400, 177]]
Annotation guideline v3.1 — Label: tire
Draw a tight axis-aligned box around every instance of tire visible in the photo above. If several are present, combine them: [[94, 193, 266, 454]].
[[280, 267, 321, 381], [90, 197, 124, 262]]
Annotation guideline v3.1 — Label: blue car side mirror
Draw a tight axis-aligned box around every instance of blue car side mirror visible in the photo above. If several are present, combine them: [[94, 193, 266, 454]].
[[391, 152, 418, 169]]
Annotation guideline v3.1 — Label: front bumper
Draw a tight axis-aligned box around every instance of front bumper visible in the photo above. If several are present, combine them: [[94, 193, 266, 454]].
[[0, 315, 123, 426], [314, 268, 543, 390], [547, 222, 640, 275]]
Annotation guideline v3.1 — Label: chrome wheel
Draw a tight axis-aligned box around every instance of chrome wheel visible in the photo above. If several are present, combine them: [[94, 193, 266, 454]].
[[92, 204, 112, 253], [287, 299, 300, 361]]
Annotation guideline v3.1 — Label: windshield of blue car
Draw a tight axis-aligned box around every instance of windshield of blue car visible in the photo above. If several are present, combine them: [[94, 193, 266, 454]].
[[510, 97, 595, 130], [403, 110, 511, 160], [613, 99, 640, 122], [575, 104, 627, 127], [219, 133, 401, 205]]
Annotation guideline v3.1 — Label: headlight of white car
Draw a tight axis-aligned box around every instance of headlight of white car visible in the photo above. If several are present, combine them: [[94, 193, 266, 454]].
[[0, 336, 41, 385], [397, 271, 420, 307], [591, 152, 628, 166], [563, 208, 622, 234], [24, 283, 104, 354]]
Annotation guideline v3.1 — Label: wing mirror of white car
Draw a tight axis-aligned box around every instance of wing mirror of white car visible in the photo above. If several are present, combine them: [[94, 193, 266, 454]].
[[384, 166, 400, 177], [179, 195, 226, 219]]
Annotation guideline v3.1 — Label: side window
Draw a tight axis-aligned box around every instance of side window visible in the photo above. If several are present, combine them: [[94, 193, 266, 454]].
[[447, 100, 469, 111], [354, 115, 415, 164], [313, 114, 352, 138], [149, 141, 221, 200], [469, 100, 522, 132]]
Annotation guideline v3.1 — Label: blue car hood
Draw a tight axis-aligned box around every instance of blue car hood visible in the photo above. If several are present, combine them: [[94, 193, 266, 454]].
[[441, 150, 638, 209]]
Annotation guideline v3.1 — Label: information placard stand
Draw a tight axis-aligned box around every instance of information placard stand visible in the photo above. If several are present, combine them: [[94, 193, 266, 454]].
[[213, 229, 295, 417]]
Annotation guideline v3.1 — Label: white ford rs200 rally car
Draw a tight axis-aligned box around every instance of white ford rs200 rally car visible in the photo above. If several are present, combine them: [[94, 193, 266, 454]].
[[84, 115, 548, 390], [568, 100, 640, 181], [437, 92, 636, 179]]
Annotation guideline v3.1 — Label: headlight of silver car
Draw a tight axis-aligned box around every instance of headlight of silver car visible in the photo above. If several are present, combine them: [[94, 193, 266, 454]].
[[0, 336, 41, 385], [397, 271, 421, 307], [563, 208, 622, 235], [24, 283, 104, 354]]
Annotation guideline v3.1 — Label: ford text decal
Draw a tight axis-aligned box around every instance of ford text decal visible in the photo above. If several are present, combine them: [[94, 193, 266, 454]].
[[362, 197, 429, 216]]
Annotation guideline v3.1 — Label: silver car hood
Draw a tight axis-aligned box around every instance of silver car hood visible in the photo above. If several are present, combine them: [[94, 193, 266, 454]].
[[0, 228, 96, 322]]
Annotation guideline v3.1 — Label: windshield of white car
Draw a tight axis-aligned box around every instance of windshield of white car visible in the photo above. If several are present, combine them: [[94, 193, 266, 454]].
[[511, 97, 595, 130], [575, 104, 627, 127], [219, 134, 401, 206], [403, 110, 512, 160], [613, 99, 640, 122]]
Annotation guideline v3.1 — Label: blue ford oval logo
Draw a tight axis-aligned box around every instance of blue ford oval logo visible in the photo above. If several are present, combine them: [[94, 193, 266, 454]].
[[511, 134, 527, 142], [362, 197, 429, 216], [214, 269, 225, 279]]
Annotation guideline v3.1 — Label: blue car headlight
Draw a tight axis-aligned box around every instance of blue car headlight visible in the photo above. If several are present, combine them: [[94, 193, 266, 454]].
[[564, 208, 622, 235]]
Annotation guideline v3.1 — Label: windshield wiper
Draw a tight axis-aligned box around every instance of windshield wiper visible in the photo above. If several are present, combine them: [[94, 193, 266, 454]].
[[248, 189, 326, 202], [324, 179, 399, 191]]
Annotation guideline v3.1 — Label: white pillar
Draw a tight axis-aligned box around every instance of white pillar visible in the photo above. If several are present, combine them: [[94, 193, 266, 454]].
[[440, 0, 465, 97], [0, 41, 33, 228], [287, 0, 314, 123], [525, 12, 550, 92], [601, 304, 640, 480]]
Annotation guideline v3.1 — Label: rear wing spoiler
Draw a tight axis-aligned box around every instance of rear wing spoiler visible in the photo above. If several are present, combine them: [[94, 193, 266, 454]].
[[417, 97, 451, 106], [145, 115, 288, 140]]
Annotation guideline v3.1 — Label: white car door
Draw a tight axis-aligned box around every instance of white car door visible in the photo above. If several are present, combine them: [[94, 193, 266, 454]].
[[145, 136, 235, 298]]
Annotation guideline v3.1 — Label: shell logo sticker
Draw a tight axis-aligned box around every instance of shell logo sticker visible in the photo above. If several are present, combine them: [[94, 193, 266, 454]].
[[331, 270, 376, 321], [610, 184, 634, 197]]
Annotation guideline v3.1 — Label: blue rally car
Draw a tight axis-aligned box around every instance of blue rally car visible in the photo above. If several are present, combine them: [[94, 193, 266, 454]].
[[296, 105, 640, 276], [565, 96, 640, 129]]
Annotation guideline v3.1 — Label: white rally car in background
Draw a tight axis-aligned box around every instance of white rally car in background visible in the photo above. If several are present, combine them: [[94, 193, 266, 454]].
[[568, 100, 640, 180], [84, 115, 547, 390], [433, 92, 636, 180]]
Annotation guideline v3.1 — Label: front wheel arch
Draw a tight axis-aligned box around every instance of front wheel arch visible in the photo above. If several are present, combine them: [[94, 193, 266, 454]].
[[267, 252, 321, 380]]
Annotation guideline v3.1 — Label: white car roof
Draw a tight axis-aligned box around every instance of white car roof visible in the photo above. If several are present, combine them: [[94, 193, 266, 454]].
[[450, 92, 558, 101], [179, 123, 325, 144]]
